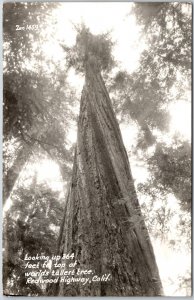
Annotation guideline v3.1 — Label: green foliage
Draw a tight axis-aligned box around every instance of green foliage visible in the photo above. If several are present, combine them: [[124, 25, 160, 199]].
[[110, 2, 191, 138], [176, 271, 191, 296], [140, 194, 175, 242], [3, 1, 76, 144], [3, 180, 64, 296], [139, 181, 191, 251], [62, 24, 115, 73], [132, 2, 191, 84], [146, 139, 191, 211], [4, 2, 58, 72], [3, 2, 77, 194], [108, 4, 191, 215], [3, 60, 77, 143], [109, 70, 170, 133]]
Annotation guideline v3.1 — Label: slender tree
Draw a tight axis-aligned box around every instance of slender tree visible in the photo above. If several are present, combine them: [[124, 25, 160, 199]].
[[49, 27, 163, 296], [3, 71, 75, 205], [3, 2, 74, 204], [3, 175, 64, 296]]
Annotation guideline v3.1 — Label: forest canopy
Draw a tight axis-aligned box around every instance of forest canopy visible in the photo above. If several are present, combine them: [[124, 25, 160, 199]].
[[3, 2, 191, 297]]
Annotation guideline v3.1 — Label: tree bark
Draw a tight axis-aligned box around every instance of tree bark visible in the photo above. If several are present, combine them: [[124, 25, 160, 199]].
[[49, 61, 163, 296]]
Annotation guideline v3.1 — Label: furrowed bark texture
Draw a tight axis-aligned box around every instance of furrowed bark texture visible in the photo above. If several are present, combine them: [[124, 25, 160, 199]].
[[51, 62, 163, 296]]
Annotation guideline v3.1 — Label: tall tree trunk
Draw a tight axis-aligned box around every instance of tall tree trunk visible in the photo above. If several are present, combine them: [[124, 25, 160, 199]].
[[3, 142, 33, 205], [3, 135, 71, 206], [50, 61, 163, 296]]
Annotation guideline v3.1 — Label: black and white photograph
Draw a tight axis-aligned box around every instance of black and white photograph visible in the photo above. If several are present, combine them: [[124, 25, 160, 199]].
[[3, 2, 192, 297]]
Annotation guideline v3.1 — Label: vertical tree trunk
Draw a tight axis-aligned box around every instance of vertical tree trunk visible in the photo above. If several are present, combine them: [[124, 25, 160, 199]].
[[3, 137, 71, 206], [3, 142, 33, 205], [49, 61, 163, 296]]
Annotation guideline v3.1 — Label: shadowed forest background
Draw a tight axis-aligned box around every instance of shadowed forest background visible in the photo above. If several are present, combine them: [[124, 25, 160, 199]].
[[3, 2, 191, 296]]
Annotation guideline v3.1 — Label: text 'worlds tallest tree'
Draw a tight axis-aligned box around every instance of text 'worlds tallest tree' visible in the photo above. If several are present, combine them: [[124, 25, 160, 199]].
[[49, 27, 163, 296]]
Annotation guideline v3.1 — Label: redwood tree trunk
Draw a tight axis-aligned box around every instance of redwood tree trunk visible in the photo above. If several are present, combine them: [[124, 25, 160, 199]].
[[3, 142, 33, 205], [50, 61, 163, 296]]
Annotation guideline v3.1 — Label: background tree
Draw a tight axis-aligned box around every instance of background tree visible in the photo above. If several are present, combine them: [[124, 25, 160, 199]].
[[3, 2, 77, 204], [3, 168, 64, 296], [131, 2, 191, 93], [108, 2, 191, 211]]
